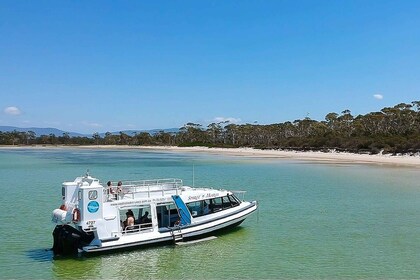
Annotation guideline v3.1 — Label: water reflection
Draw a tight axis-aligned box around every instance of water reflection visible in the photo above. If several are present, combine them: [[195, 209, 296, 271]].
[[49, 227, 250, 279], [26, 248, 54, 262]]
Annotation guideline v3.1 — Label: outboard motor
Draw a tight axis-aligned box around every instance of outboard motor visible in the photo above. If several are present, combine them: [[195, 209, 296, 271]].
[[52, 225, 94, 256]]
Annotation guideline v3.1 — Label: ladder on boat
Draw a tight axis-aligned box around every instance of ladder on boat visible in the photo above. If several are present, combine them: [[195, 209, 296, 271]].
[[171, 227, 183, 243]]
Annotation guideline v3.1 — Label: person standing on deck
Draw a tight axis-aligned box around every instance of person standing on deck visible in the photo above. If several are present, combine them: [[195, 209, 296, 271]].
[[107, 181, 116, 200], [117, 181, 123, 193]]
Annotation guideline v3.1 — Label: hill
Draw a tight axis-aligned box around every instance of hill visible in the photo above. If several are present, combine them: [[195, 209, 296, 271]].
[[0, 126, 85, 137], [0, 126, 179, 138]]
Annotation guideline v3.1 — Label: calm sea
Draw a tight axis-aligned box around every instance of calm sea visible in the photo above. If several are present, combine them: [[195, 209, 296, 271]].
[[0, 148, 419, 279]]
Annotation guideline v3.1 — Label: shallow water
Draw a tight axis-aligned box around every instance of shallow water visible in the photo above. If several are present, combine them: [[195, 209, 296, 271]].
[[0, 148, 419, 279]]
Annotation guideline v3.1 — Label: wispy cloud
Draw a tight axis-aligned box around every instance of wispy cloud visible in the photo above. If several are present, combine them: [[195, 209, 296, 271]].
[[212, 117, 241, 124], [82, 121, 103, 128], [4, 106, 22, 115], [373, 94, 384, 100]]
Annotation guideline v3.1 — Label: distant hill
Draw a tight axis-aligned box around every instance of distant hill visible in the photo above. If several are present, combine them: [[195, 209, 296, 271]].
[[100, 128, 179, 137], [0, 126, 85, 137], [0, 126, 179, 138]]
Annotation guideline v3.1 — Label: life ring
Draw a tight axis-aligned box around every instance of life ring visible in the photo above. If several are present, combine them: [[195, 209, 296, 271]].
[[72, 208, 81, 223]]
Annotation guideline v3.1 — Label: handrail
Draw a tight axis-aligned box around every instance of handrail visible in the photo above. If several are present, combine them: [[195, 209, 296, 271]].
[[232, 190, 247, 201], [123, 222, 153, 234], [104, 178, 183, 201]]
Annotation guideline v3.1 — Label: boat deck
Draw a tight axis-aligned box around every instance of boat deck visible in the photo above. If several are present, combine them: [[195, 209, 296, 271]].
[[105, 178, 183, 201]]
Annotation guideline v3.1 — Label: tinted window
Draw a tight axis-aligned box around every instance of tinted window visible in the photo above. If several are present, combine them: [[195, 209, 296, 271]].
[[228, 194, 240, 207], [211, 197, 223, 212]]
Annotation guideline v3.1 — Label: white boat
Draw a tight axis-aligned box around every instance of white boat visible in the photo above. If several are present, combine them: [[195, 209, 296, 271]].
[[51, 172, 258, 255]]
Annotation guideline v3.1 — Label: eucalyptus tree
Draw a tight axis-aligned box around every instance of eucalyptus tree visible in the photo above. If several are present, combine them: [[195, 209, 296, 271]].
[[92, 132, 101, 145], [2, 131, 17, 145], [27, 131, 36, 144], [207, 122, 226, 145], [119, 132, 130, 145], [39, 135, 50, 145], [60, 132, 70, 145], [49, 133, 57, 145], [134, 132, 152, 145], [381, 103, 416, 135], [224, 123, 238, 146], [179, 123, 207, 145], [325, 112, 339, 131], [356, 112, 385, 135], [154, 130, 174, 145], [104, 132, 117, 145], [338, 110, 354, 136]]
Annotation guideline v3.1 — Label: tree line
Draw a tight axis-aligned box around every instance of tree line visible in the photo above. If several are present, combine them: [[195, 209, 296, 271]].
[[1, 101, 420, 155]]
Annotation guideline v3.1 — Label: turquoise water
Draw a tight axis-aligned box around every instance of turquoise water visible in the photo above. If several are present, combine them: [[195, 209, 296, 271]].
[[0, 148, 419, 279]]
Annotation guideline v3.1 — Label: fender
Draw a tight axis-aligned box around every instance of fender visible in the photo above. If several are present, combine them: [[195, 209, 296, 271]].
[[72, 208, 81, 223]]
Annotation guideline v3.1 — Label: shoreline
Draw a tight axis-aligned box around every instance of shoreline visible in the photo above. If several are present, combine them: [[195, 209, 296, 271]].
[[2, 144, 420, 167]]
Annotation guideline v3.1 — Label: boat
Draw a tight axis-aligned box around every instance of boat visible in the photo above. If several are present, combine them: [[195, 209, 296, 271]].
[[51, 172, 258, 255]]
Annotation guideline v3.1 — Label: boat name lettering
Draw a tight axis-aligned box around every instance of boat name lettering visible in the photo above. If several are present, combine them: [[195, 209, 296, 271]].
[[205, 193, 219, 198], [188, 193, 220, 201]]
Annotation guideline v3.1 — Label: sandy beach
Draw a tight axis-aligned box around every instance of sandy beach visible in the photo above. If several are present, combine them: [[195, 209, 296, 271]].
[[3, 145, 420, 167], [134, 146, 420, 167]]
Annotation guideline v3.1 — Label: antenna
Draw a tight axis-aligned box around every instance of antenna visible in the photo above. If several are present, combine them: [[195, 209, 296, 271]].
[[192, 162, 195, 187]]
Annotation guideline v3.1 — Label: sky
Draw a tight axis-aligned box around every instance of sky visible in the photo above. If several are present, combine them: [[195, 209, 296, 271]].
[[1, 0, 420, 134]]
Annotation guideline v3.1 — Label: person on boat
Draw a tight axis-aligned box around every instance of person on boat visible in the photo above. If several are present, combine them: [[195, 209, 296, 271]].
[[107, 181, 118, 200], [140, 211, 151, 224], [107, 181, 114, 193], [124, 210, 135, 230], [117, 181, 123, 193]]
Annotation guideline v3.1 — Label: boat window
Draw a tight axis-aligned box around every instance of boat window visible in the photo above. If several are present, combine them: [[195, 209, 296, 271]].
[[186, 196, 241, 218], [211, 197, 223, 212], [88, 190, 98, 200], [203, 199, 211, 215], [119, 205, 152, 234], [156, 203, 179, 228], [78, 190, 82, 201], [186, 201, 201, 217], [228, 194, 240, 207], [222, 196, 232, 208], [62, 187, 65, 198]]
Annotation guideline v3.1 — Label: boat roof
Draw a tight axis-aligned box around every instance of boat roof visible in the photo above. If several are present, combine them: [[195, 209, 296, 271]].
[[65, 175, 238, 204]]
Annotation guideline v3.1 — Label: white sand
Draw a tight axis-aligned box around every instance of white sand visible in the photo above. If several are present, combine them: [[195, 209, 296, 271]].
[[4, 145, 418, 167], [134, 146, 420, 167]]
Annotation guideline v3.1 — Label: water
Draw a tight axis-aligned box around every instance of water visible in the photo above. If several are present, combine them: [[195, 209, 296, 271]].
[[0, 148, 419, 279]]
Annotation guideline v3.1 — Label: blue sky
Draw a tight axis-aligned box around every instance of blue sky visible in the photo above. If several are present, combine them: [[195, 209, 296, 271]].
[[1, 1, 420, 134]]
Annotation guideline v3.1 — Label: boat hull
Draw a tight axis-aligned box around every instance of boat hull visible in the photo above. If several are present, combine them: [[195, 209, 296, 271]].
[[82, 201, 257, 255]]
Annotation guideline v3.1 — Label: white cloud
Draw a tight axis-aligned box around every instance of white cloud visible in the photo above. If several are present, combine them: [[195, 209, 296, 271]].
[[213, 117, 241, 124], [373, 94, 384, 100], [82, 121, 103, 128], [4, 106, 22, 115]]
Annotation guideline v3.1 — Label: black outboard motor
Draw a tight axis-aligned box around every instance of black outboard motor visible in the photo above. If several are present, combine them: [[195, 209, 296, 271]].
[[52, 225, 93, 256]]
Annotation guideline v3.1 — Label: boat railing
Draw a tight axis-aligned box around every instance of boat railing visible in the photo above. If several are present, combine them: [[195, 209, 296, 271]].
[[232, 190, 247, 201], [123, 222, 153, 234], [106, 178, 183, 200]]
